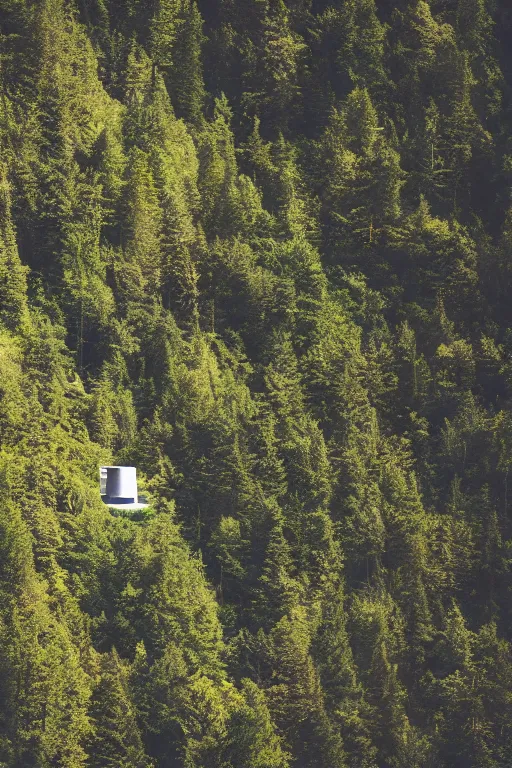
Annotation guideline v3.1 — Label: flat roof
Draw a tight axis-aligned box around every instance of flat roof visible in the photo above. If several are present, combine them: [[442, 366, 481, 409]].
[[100, 466, 136, 469], [105, 502, 150, 511]]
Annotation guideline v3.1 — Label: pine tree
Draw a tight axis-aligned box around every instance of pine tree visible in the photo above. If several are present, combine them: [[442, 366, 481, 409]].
[[0, 492, 92, 768], [223, 679, 291, 768], [0, 164, 29, 331], [121, 148, 163, 300], [425, 604, 498, 767], [166, 1, 206, 126], [313, 0, 387, 101], [313, 575, 378, 768], [321, 88, 402, 255], [251, 506, 302, 630], [197, 95, 244, 237], [267, 608, 347, 768], [87, 649, 152, 768]]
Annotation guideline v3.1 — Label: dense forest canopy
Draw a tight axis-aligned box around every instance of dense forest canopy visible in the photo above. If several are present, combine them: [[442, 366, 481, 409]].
[[1, 0, 512, 765]]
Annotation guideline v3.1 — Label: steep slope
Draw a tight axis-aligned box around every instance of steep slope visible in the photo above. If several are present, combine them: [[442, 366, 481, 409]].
[[1, 0, 512, 766]]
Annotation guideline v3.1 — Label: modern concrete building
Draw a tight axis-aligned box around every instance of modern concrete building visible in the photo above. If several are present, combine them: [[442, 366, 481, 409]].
[[100, 466, 149, 511]]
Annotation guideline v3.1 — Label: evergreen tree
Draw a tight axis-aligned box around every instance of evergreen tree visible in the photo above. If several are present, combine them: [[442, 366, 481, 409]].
[[0, 165, 29, 331], [87, 649, 152, 768], [0, 0, 512, 765]]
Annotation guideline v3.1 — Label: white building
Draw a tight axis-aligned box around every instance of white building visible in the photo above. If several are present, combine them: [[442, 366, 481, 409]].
[[100, 466, 148, 511]]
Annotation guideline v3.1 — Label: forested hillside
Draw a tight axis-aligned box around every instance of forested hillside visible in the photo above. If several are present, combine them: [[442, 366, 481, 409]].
[[2, 0, 512, 765]]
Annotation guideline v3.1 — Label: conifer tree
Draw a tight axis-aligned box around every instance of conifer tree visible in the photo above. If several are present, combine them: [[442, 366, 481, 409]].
[[1, 0, 512, 764], [252, 506, 302, 629], [87, 649, 152, 768], [0, 165, 29, 330], [223, 679, 291, 768], [165, 1, 206, 127], [268, 609, 347, 768], [313, 575, 378, 768]]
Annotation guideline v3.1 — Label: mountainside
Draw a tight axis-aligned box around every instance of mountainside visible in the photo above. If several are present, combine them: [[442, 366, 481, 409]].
[[1, 0, 512, 765]]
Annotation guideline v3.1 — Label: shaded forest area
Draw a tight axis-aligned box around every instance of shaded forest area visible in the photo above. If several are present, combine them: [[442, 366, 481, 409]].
[[2, 0, 512, 765]]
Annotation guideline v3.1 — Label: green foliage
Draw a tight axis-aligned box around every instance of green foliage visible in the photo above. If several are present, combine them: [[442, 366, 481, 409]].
[[0, 166, 29, 331], [87, 649, 152, 767], [0, 0, 512, 765]]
